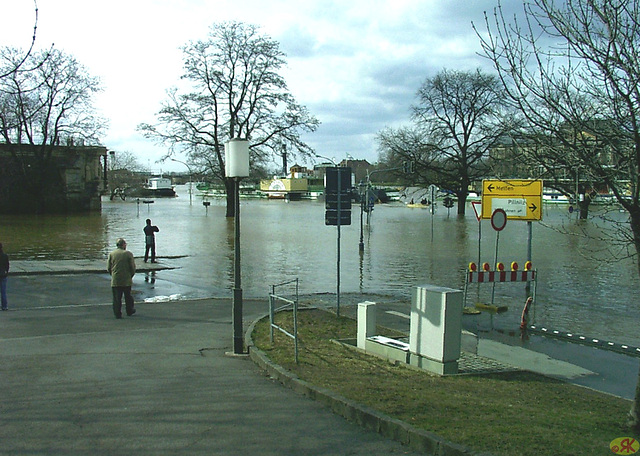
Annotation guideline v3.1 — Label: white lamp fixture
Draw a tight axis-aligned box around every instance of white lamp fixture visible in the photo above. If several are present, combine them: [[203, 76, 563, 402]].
[[225, 139, 250, 178]]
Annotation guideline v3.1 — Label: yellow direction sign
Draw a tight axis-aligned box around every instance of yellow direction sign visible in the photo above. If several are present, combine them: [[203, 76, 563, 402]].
[[482, 179, 542, 196], [481, 179, 543, 221]]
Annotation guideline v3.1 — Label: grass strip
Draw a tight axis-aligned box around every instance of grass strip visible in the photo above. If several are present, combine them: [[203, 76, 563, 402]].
[[251, 307, 639, 456]]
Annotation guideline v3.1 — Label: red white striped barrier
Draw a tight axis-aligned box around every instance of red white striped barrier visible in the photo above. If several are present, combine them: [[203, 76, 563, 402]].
[[467, 270, 536, 283], [463, 261, 538, 317], [466, 260, 535, 283]]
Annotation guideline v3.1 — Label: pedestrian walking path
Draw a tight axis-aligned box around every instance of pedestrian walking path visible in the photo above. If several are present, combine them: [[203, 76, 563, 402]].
[[0, 299, 429, 456], [3, 259, 638, 454]]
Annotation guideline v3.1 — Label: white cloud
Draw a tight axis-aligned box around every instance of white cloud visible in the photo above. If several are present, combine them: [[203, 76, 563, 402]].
[[1, 0, 503, 172]]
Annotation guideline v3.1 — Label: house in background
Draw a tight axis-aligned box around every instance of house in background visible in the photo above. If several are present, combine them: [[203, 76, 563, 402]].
[[339, 158, 372, 184]]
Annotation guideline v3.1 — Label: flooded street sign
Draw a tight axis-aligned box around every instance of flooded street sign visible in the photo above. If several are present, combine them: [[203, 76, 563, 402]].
[[481, 179, 543, 221]]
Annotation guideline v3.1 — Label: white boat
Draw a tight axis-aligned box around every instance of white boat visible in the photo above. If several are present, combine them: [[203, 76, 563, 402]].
[[142, 177, 176, 197], [543, 190, 570, 204]]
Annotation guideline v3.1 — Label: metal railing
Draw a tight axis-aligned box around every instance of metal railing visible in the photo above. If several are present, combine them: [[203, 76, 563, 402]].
[[269, 278, 300, 364]]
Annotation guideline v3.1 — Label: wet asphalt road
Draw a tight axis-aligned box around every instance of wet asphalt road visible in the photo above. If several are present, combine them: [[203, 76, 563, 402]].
[[6, 266, 640, 401]]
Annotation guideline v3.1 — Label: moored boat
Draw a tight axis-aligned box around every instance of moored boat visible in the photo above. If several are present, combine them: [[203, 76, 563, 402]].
[[259, 164, 325, 200], [543, 190, 571, 204], [141, 177, 176, 197]]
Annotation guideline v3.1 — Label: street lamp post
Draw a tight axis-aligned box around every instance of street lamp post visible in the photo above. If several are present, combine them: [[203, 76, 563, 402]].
[[171, 158, 193, 205], [314, 154, 336, 166], [226, 139, 250, 355]]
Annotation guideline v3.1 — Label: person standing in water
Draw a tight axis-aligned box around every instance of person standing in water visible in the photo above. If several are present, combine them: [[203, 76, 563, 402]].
[[143, 219, 160, 263]]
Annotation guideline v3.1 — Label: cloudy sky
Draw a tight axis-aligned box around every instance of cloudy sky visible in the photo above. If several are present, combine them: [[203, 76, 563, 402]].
[[1, 0, 516, 172]]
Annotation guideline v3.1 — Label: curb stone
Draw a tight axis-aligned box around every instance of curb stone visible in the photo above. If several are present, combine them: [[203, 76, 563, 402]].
[[246, 314, 494, 456]]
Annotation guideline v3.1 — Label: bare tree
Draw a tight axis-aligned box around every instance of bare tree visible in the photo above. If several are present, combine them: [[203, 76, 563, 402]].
[[0, 48, 104, 212], [378, 68, 509, 215], [0, 0, 44, 80], [139, 21, 319, 217], [477, 0, 640, 431], [377, 126, 441, 186]]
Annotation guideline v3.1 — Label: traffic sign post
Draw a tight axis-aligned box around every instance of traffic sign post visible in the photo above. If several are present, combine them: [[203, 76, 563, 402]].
[[481, 179, 543, 221], [490, 208, 507, 231], [471, 201, 482, 222], [483, 179, 542, 195], [490, 209, 507, 305], [325, 167, 352, 226], [324, 167, 353, 316]]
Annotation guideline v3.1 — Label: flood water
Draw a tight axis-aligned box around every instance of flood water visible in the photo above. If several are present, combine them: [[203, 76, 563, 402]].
[[1, 185, 639, 347]]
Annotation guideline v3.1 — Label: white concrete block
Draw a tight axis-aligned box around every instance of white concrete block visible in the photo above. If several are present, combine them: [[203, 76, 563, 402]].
[[357, 301, 377, 349], [409, 285, 462, 363]]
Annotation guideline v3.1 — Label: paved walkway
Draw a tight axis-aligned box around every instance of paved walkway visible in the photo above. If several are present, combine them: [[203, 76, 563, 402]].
[[0, 298, 432, 456], [2, 259, 637, 455]]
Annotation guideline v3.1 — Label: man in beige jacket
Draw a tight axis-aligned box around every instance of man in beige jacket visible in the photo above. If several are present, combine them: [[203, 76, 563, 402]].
[[107, 238, 136, 319]]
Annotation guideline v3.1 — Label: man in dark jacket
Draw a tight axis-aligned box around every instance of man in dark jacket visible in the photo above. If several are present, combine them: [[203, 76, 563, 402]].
[[143, 219, 160, 263]]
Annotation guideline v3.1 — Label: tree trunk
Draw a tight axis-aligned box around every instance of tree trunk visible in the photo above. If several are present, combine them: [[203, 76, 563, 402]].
[[629, 207, 640, 430], [457, 194, 467, 216]]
